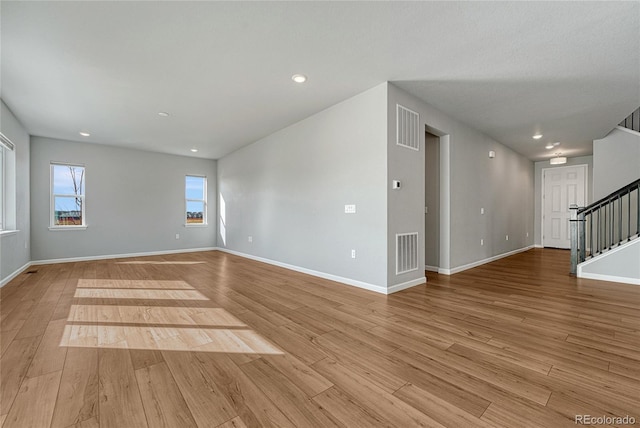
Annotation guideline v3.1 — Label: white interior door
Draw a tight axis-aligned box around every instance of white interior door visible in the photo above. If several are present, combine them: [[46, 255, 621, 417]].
[[543, 165, 587, 249]]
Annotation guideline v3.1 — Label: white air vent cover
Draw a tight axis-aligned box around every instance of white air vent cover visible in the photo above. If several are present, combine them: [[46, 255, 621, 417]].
[[396, 104, 420, 151], [396, 232, 419, 275]]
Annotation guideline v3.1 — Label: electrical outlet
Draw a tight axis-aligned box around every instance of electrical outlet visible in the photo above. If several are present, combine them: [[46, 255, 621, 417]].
[[345, 204, 356, 214], [506, 235, 509, 241], [480, 208, 485, 215], [175, 233, 180, 240], [248, 236, 253, 243], [526, 232, 529, 238], [480, 239, 484, 246], [425, 206, 429, 214], [351, 249, 356, 259]]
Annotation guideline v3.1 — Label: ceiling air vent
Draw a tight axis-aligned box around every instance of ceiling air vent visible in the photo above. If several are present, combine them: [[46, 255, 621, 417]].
[[396, 104, 420, 151], [396, 232, 419, 275]]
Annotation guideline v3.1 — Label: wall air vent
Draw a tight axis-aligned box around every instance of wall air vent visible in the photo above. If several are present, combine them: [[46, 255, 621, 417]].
[[396, 104, 420, 151], [396, 232, 419, 275]]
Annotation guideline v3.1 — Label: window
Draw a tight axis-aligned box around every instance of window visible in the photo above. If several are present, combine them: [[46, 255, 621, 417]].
[[0, 145, 4, 231], [51, 163, 85, 228], [185, 175, 207, 225], [0, 132, 15, 232]]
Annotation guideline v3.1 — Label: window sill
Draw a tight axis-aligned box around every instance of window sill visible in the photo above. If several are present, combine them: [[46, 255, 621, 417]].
[[49, 226, 88, 231], [0, 230, 19, 238], [184, 224, 208, 228]]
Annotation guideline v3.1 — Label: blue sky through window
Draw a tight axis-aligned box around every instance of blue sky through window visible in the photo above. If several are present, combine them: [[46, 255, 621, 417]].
[[185, 176, 204, 200], [53, 165, 84, 195]]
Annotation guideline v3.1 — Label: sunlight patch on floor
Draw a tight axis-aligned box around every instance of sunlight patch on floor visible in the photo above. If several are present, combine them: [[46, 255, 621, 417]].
[[67, 305, 247, 327], [74, 288, 209, 300], [61, 278, 283, 354]]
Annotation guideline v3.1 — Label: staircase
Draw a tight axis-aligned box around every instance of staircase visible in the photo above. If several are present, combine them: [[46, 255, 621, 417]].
[[619, 107, 640, 132], [570, 178, 640, 279]]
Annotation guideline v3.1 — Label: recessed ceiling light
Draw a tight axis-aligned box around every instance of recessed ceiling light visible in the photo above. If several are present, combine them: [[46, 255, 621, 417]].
[[291, 74, 307, 83], [554, 142, 561, 146], [545, 143, 554, 149], [190, 148, 198, 153], [532, 134, 543, 139], [158, 112, 170, 117], [79, 132, 90, 137]]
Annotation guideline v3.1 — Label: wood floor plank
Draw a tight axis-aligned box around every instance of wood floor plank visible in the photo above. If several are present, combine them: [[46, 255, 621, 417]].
[[182, 352, 296, 428], [393, 383, 495, 428], [50, 348, 99, 428], [98, 349, 148, 428], [312, 386, 395, 428], [261, 353, 333, 398], [135, 362, 198, 428], [0, 249, 639, 427], [3, 370, 62, 428], [216, 416, 249, 428], [311, 358, 443, 427], [238, 357, 340, 427], [162, 351, 237, 427], [26, 318, 68, 378], [0, 335, 41, 416]]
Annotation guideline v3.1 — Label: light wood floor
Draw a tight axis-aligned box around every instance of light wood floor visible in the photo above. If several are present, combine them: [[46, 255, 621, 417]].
[[1, 249, 639, 427]]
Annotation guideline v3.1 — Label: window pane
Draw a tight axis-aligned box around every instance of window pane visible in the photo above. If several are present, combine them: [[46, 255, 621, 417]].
[[185, 176, 204, 200], [53, 165, 85, 195], [54, 196, 83, 225], [186, 201, 204, 224]]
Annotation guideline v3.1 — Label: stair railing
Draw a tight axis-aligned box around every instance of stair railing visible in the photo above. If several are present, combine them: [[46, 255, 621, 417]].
[[570, 178, 640, 274]]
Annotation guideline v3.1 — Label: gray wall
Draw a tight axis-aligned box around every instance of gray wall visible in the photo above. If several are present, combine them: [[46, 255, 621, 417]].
[[593, 127, 640, 200], [0, 100, 31, 283], [580, 238, 640, 283], [386, 87, 426, 286], [217, 83, 389, 289], [388, 83, 534, 272], [425, 132, 440, 269], [30, 137, 217, 261], [533, 155, 593, 247]]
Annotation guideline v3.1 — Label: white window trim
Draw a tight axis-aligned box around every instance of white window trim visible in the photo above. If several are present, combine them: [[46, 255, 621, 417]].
[[0, 145, 4, 231], [50, 162, 87, 230], [185, 175, 207, 227], [0, 132, 16, 232]]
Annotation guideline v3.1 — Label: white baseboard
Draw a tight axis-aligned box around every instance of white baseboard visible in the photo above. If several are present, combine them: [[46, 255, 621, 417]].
[[425, 265, 439, 272], [31, 247, 218, 266], [534, 244, 544, 248], [577, 271, 640, 286], [0, 261, 33, 288], [217, 247, 402, 294], [387, 277, 427, 294], [437, 245, 534, 275]]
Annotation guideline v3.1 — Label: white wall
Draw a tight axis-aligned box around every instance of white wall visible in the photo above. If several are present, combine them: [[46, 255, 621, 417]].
[[217, 83, 389, 291], [30, 137, 217, 261], [579, 238, 640, 285], [533, 155, 593, 247], [387, 84, 534, 274], [593, 127, 640, 199], [0, 100, 30, 284]]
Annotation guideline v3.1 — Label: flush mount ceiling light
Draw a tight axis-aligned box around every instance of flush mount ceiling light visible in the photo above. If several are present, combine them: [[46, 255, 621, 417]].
[[533, 134, 543, 139], [291, 74, 307, 83], [158, 112, 170, 117], [550, 153, 567, 165], [545, 142, 560, 149], [190, 148, 198, 153], [79, 131, 90, 137]]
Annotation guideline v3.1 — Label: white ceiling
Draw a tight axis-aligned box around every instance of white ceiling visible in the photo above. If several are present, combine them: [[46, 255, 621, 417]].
[[2, 1, 639, 161]]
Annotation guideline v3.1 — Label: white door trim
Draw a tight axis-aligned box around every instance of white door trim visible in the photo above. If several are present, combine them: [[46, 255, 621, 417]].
[[541, 164, 588, 248]]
